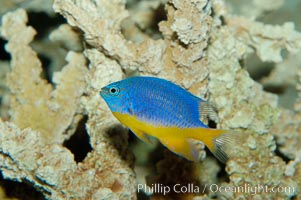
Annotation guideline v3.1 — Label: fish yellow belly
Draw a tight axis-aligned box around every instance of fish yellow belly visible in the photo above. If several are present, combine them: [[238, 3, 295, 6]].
[[112, 112, 225, 161]]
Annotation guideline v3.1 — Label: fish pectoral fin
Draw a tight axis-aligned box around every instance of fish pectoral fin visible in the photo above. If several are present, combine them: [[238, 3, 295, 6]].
[[160, 137, 200, 162], [130, 128, 153, 145]]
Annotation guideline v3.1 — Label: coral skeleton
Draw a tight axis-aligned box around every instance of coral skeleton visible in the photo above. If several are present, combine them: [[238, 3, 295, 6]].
[[0, 0, 301, 199]]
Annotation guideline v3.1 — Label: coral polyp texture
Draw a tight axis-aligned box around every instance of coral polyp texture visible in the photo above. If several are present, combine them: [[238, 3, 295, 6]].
[[0, 0, 300, 199]]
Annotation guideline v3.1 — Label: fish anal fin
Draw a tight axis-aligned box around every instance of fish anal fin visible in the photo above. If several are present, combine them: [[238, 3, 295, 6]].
[[130, 128, 153, 145], [160, 137, 197, 161]]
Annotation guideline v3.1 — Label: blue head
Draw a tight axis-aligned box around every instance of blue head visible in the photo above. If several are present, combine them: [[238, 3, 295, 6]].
[[100, 80, 131, 114]]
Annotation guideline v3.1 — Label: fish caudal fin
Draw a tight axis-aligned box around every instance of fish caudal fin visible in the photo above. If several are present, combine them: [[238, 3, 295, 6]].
[[211, 132, 237, 163], [189, 129, 240, 163]]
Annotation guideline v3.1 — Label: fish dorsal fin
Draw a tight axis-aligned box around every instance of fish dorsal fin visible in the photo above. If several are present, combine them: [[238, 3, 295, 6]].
[[198, 101, 219, 125]]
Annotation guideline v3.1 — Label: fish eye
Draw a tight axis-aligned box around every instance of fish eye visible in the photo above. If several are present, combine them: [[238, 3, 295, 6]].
[[109, 86, 120, 96]]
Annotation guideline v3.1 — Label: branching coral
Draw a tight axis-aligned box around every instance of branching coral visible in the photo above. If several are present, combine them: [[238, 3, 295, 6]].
[[0, 0, 301, 199], [0, 8, 136, 200], [0, 120, 136, 200], [270, 71, 301, 195], [226, 0, 284, 19], [0, 0, 54, 16], [1, 9, 88, 143], [226, 16, 301, 63]]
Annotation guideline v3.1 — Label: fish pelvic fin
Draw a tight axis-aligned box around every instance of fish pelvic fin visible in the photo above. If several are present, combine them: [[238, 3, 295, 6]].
[[189, 128, 240, 163]]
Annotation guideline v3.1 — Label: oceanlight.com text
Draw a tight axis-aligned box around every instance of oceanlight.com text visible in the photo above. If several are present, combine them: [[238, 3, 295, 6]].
[[206, 183, 296, 196], [137, 183, 296, 196]]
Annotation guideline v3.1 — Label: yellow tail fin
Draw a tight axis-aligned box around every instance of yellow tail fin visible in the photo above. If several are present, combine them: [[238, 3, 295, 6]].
[[188, 128, 239, 163]]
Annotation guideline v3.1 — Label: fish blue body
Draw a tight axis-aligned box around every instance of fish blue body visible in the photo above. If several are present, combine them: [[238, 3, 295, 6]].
[[100, 76, 232, 163]]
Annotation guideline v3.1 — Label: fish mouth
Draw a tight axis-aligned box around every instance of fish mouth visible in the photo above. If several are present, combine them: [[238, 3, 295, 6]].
[[100, 87, 108, 93], [100, 87, 108, 96]]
